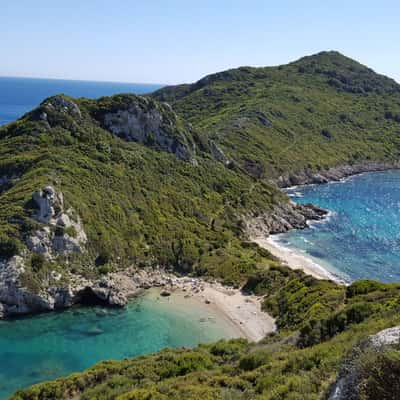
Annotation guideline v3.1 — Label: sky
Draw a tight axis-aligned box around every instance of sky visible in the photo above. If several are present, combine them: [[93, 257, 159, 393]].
[[1, 0, 399, 84]]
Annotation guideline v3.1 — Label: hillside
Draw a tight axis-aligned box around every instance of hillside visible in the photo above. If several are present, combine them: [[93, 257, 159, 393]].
[[3, 51, 400, 399], [152, 51, 400, 185], [0, 92, 307, 317]]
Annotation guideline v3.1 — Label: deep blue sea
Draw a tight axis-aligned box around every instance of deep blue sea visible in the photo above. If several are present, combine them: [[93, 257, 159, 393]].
[[278, 171, 400, 283], [0, 76, 162, 126]]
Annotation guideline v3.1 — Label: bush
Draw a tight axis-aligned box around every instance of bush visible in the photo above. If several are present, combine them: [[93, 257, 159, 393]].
[[31, 253, 46, 272], [96, 250, 111, 266], [0, 235, 21, 259], [98, 264, 114, 275]]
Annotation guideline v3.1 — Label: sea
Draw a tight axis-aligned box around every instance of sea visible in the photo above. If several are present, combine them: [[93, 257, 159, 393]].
[[0, 290, 236, 399], [277, 170, 400, 283], [0, 76, 162, 126]]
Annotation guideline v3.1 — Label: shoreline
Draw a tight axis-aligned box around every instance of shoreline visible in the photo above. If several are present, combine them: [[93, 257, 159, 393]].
[[276, 161, 400, 188], [141, 274, 276, 342], [252, 235, 346, 285], [260, 164, 396, 285]]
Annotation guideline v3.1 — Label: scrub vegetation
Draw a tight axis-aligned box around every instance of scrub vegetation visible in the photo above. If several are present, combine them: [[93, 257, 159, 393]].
[[5, 51, 400, 399]]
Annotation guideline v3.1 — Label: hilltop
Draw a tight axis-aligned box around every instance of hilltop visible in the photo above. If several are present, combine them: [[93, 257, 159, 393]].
[[152, 51, 400, 185]]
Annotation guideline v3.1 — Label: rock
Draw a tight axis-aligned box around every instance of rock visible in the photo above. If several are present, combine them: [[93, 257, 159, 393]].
[[329, 326, 400, 400], [277, 161, 400, 188], [85, 327, 103, 336], [160, 290, 171, 297], [30, 187, 87, 256], [245, 200, 328, 238], [0, 258, 140, 318], [43, 95, 82, 118], [98, 96, 196, 162], [32, 186, 59, 223]]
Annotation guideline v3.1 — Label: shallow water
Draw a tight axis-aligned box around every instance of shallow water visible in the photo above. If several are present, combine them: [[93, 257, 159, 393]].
[[0, 290, 236, 399], [277, 170, 400, 283]]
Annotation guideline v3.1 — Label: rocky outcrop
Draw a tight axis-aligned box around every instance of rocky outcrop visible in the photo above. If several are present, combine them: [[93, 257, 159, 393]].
[[329, 326, 400, 400], [27, 186, 87, 256], [41, 95, 82, 119], [277, 161, 400, 188], [209, 140, 231, 165], [0, 257, 142, 318], [245, 201, 328, 237], [96, 95, 197, 164]]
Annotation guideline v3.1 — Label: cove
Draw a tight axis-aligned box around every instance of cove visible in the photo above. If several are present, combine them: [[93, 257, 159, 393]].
[[0, 289, 238, 399], [276, 170, 400, 283]]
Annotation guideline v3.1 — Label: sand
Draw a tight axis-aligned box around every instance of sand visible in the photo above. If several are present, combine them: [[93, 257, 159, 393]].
[[150, 276, 276, 342], [194, 283, 276, 342], [252, 235, 344, 283]]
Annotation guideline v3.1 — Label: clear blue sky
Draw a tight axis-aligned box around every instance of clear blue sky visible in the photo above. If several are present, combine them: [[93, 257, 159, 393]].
[[1, 0, 399, 84]]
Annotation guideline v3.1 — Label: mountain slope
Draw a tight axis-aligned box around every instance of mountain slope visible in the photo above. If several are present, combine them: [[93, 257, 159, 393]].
[[152, 51, 400, 183], [4, 51, 400, 399], [0, 92, 303, 317]]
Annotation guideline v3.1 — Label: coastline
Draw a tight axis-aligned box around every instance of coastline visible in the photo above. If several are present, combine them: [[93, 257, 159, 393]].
[[252, 235, 344, 283], [142, 274, 276, 342], [276, 161, 400, 188]]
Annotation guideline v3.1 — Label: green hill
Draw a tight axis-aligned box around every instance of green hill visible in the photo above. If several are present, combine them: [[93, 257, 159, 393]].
[[152, 51, 400, 182], [4, 51, 400, 399], [0, 93, 288, 307]]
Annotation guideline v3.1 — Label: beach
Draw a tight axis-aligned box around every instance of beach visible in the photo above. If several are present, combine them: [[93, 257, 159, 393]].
[[252, 235, 344, 283], [150, 279, 276, 342]]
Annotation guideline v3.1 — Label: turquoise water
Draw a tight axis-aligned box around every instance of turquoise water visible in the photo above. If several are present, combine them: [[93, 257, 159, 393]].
[[0, 290, 236, 399], [0, 76, 163, 126], [277, 170, 400, 283]]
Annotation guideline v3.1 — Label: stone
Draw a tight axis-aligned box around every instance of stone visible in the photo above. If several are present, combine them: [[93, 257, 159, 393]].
[[329, 325, 400, 400], [99, 96, 196, 163]]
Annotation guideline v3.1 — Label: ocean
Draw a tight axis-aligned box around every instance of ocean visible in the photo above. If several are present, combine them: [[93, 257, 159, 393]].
[[0, 290, 236, 399], [0, 76, 163, 126], [277, 170, 400, 283]]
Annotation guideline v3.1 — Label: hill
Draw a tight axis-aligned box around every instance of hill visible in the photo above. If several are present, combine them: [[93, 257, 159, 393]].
[[3, 51, 400, 399], [152, 51, 400, 185], [0, 92, 302, 317]]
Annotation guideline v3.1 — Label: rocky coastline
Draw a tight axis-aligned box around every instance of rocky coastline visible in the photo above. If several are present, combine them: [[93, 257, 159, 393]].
[[276, 161, 400, 188], [2, 162, 399, 319], [245, 200, 328, 239]]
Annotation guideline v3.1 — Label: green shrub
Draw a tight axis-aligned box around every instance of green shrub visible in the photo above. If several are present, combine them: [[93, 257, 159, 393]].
[[31, 253, 45, 272], [98, 264, 114, 275], [0, 235, 21, 259]]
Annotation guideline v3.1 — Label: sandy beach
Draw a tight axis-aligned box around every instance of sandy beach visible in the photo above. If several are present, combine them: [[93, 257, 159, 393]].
[[194, 283, 276, 342], [142, 272, 276, 342], [252, 235, 344, 283]]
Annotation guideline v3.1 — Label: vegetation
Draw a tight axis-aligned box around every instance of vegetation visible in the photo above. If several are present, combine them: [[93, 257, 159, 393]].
[[152, 51, 400, 179], [0, 93, 285, 285], [12, 277, 400, 399], [4, 51, 400, 398]]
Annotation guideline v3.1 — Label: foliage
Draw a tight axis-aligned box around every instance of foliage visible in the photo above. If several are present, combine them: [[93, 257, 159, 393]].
[[152, 51, 400, 180], [6, 51, 400, 399]]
